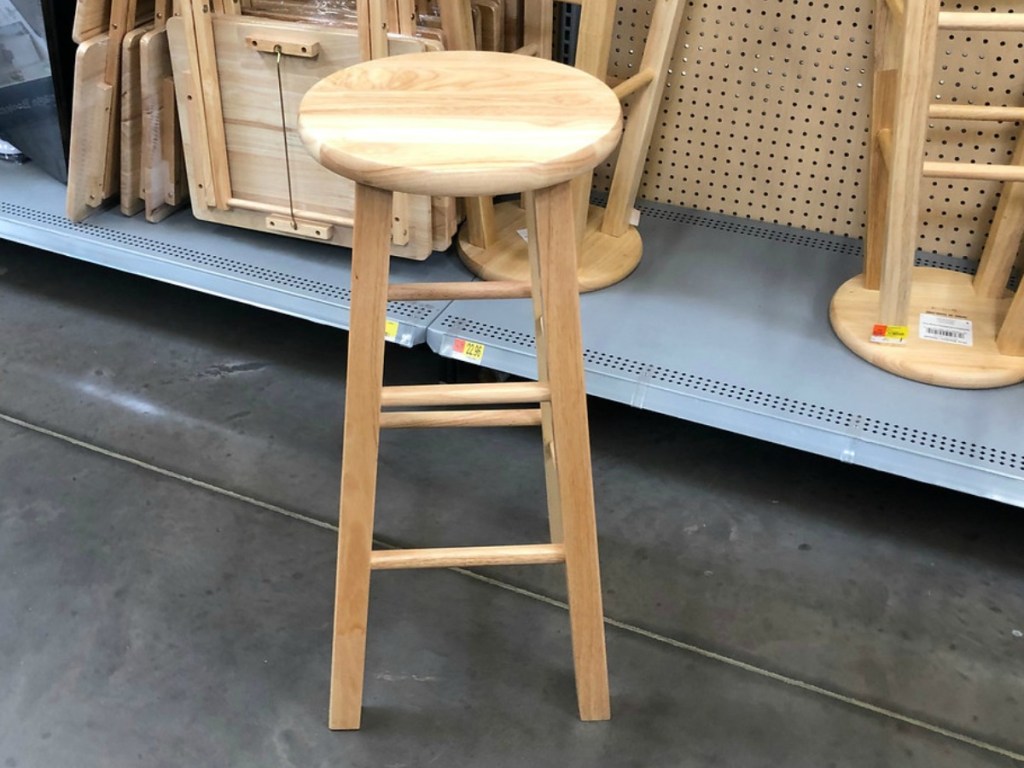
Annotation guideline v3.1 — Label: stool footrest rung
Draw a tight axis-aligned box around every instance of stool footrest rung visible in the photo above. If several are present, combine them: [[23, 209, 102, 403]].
[[380, 382, 550, 407], [387, 281, 533, 301], [380, 409, 542, 428], [370, 543, 566, 570]]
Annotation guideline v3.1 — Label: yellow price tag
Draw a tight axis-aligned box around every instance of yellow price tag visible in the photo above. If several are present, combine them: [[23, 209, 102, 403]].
[[384, 319, 399, 342], [870, 323, 908, 345], [452, 337, 485, 363]]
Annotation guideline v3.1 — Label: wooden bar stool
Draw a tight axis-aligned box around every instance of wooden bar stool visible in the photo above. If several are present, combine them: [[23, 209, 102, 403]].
[[298, 50, 623, 730], [829, 0, 1024, 387]]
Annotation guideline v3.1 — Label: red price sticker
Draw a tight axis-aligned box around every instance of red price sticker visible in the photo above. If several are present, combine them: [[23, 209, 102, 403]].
[[870, 324, 908, 345], [451, 337, 485, 363]]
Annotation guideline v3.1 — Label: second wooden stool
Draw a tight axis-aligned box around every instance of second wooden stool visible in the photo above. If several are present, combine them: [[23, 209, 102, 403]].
[[299, 50, 623, 729]]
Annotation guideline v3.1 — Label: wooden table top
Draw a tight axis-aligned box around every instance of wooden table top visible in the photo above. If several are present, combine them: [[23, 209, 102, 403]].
[[298, 51, 623, 197]]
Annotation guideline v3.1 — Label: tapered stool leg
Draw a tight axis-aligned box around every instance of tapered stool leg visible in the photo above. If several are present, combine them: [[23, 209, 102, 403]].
[[529, 181, 610, 721], [329, 183, 394, 730]]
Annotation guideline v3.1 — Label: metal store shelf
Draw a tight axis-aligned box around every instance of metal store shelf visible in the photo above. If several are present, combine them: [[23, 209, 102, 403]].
[[4, 163, 1023, 506], [0, 163, 471, 347], [428, 202, 1024, 508]]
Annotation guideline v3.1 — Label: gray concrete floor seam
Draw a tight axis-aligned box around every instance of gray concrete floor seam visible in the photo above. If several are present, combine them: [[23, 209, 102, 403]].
[[3, 406, 1021, 766]]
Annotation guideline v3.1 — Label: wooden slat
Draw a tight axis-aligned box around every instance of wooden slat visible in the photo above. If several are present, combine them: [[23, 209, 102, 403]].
[[975, 124, 1024, 298], [386, 280, 532, 300], [227, 198, 354, 228], [997, 285, 1024, 355], [524, 188, 562, 544], [923, 161, 1024, 182], [329, 183, 393, 731], [171, 8, 216, 208], [877, 0, 941, 326], [120, 25, 150, 216], [530, 181, 610, 721], [381, 381, 550, 407], [380, 409, 542, 428], [370, 543, 565, 570], [190, 0, 233, 209], [601, 0, 684, 237], [928, 104, 1024, 122], [937, 11, 1024, 31]]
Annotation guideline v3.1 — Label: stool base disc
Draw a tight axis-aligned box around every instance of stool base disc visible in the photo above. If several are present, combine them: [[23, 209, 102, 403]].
[[829, 267, 1024, 389], [457, 202, 642, 293]]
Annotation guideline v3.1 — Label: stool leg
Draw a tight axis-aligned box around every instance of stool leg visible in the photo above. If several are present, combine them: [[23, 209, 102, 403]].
[[329, 183, 394, 730], [524, 190, 563, 544], [529, 181, 611, 721]]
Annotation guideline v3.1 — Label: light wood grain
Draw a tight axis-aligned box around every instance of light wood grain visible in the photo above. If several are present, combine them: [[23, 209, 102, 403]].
[[928, 104, 1024, 122], [386, 280, 533, 300], [997, 286, 1024, 355], [380, 381, 550, 407], [459, 200, 642, 291], [471, 0, 504, 50], [140, 27, 186, 222], [530, 181, 610, 720], [169, 15, 439, 257], [170, 10, 217, 208], [121, 25, 151, 216], [875, 0, 941, 326], [937, 11, 1024, 30], [521, 0, 551, 58], [923, 161, 1024, 182], [67, 36, 113, 221], [830, 267, 1024, 387], [188, 0, 233, 208], [438, 0, 475, 50], [299, 51, 622, 197], [74, 0, 113, 44], [370, 543, 564, 569], [862, 0, 899, 288], [523, 188, 563, 544], [974, 125, 1024, 299], [379, 408, 543, 428], [601, 0, 684, 237], [329, 183, 393, 731]]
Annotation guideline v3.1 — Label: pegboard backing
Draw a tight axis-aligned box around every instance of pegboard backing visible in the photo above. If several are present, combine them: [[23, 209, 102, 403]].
[[598, 0, 1024, 261]]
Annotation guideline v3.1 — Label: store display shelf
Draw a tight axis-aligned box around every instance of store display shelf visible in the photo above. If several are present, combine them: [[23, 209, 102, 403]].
[[0, 163, 469, 346], [427, 201, 1024, 508], [4, 162, 1022, 507]]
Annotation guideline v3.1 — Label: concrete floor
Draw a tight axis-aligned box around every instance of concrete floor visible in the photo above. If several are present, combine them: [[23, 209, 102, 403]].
[[0, 240, 1022, 767]]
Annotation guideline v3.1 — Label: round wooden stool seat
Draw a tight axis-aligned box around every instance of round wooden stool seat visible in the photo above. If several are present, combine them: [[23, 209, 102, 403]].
[[297, 51, 622, 197]]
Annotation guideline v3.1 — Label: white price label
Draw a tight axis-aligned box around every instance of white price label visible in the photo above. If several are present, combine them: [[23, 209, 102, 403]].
[[919, 312, 972, 346], [516, 228, 529, 243]]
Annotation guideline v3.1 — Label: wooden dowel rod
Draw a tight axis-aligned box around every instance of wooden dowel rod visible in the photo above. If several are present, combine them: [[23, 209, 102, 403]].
[[876, 128, 893, 170], [370, 543, 566, 570], [380, 409, 543, 428], [227, 198, 355, 228], [513, 43, 538, 56], [937, 11, 1024, 30], [612, 68, 655, 102], [923, 161, 1024, 182], [387, 281, 533, 301], [381, 381, 551, 407], [928, 104, 1024, 122]]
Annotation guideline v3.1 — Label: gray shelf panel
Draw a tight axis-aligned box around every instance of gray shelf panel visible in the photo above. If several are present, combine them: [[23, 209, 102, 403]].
[[428, 203, 1024, 508], [0, 163, 472, 346]]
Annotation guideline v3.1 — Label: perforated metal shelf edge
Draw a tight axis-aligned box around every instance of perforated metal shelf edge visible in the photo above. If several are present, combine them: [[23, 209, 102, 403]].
[[428, 201, 1024, 509], [0, 164, 470, 346]]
